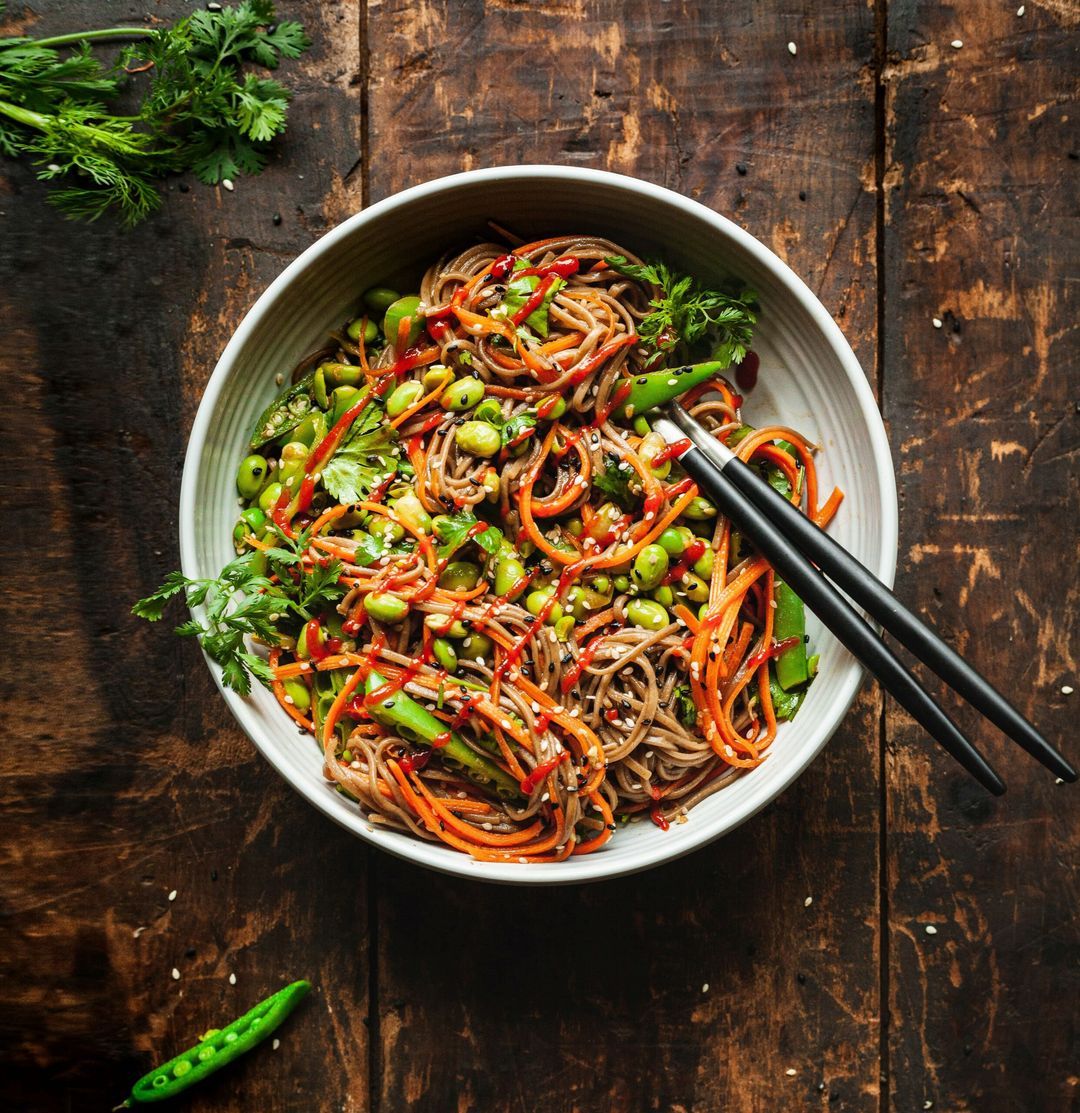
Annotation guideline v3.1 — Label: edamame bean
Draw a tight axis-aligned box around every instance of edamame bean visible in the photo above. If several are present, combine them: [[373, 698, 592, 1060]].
[[423, 364, 454, 391], [439, 561, 481, 592], [346, 317, 379, 344], [584, 502, 622, 542], [236, 454, 269, 499], [542, 396, 567, 420], [258, 481, 283, 512], [631, 543, 670, 590], [368, 516, 405, 543], [455, 421, 501, 457], [693, 547, 715, 579], [657, 527, 688, 556], [679, 571, 710, 602], [441, 377, 485, 411], [613, 574, 631, 594], [390, 490, 432, 534], [526, 588, 563, 624], [233, 507, 268, 548], [566, 517, 584, 537], [424, 613, 468, 638], [458, 632, 494, 662], [589, 575, 612, 597], [382, 295, 423, 347], [363, 286, 400, 315], [682, 496, 717, 520], [494, 557, 527, 600], [482, 469, 500, 500], [364, 592, 409, 624], [554, 615, 576, 641], [330, 386, 361, 426], [296, 621, 321, 659], [321, 362, 363, 389], [639, 431, 672, 479], [626, 598, 670, 630], [282, 678, 311, 711], [432, 638, 459, 674], [293, 411, 327, 448], [651, 585, 675, 607], [387, 380, 424, 418], [278, 441, 308, 483]]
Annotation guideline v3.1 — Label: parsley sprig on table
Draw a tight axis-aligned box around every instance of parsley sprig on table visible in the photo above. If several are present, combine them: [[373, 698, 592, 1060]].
[[0, 1, 309, 226], [606, 255, 757, 364], [133, 526, 344, 696]]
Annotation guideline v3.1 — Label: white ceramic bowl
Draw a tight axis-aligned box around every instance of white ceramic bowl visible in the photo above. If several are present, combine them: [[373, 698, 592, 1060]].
[[180, 166, 897, 884]]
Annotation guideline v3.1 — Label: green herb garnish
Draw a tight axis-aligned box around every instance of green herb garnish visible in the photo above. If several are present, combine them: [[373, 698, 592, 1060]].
[[434, 510, 505, 560], [592, 455, 639, 512], [320, 405, 399, 505], [0, 1, 309, 226]]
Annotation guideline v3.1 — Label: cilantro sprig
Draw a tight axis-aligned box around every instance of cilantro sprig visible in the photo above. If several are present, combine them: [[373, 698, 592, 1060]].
[[0, 2, 309, 226], [606, 255, 757, 364], [133, 525, 344, 695]]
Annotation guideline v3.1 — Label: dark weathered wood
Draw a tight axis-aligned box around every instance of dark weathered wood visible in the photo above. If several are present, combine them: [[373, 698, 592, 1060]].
[[365, 2, 883, 1109], [883, 3, 1079, 1111], [0, 3, 369, 1110]]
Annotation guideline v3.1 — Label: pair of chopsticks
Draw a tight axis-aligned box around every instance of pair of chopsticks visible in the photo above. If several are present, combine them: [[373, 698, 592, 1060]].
[[651, 404, 1076, 794]]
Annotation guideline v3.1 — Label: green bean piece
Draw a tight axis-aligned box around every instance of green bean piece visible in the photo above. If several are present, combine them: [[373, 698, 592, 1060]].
[[432, 638, 459, 674], [248, 369, 318, 450], [236, 454, 269, 499], [233, 507, 268, 550], [282, 678, 311, 712], [773, 579, 809, 690], [439, 561, 481, 592], [363, 670, 518, 795], [632, 414, 652, 436], [390, 491, 432, 534], [386, 380, 425, 418], [626, 598, 671, 631], [441, 377, 485, 412], [494, 557, 528, 601], [313, 366, 329, 410], [330, 385, 362, 426], [682, 495, 718, 520], [614, 360, 727, 419], [293, 410, 328, 448], [382, 295, 424, 348], [631, 544, 670, 590], [122, 980, 311, 1107], [363, 286, 400, 315], [257, 482, 283, 514], [364, 592, 410, 624], [455, 421, 502, 457]]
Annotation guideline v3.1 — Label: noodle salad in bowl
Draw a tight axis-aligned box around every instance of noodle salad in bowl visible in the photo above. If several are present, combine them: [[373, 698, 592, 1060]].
[[139, 231, 841, 863]]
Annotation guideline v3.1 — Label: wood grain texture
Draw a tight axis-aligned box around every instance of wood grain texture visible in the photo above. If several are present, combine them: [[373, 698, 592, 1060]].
[[882, 2, 1079, 1111], [365, 2, 883, 1110], [0, 1, 1076, 1111]]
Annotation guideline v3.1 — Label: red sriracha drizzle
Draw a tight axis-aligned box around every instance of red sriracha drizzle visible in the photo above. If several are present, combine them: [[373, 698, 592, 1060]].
[[303, 618, 341, 662], [734, 351, 760, 392], [560, 636, 604, 693], [589, 381, 632, 428], [664, 539, 707, 586], [651, 438, 692, 466], [520, 751, 570, 795], [743, 635, 802, 673]]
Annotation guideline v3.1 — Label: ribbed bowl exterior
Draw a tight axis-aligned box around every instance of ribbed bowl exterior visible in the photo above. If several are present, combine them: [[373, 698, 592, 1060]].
[[180, 166, 897, 884]]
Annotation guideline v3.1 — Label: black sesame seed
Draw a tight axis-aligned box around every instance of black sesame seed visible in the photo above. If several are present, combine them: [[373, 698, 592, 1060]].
[[272, 212, 282, 225], [735, 162, 747, 176], [798, 190, 807, 201]]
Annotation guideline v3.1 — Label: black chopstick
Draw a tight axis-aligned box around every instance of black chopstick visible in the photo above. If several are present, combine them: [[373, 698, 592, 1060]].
[[657, 405, 1076, 787]]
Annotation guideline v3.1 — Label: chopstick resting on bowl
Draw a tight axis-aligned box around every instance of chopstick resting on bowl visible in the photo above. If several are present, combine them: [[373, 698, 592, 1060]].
[[651, 404, 1077, 795]]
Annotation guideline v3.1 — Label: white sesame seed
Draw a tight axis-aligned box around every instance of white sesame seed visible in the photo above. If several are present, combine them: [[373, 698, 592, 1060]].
[[667, 378, 678, 386], [951, 39, 963, 49], [172, 968, 181, 980], [541, 792, 550, 802], [804, 896, 813, 907], [786, 1068, 797, 1076], [1056, 777, 1065, 785], [222, 178, 235, 192], [273, 1038, 281, 1050], [350, 760, 362, 769], [518, 857, 528, 864], [1016, 4, 1025, 15], [168, 889, 177, 902], [701, 982, 709, 993], [569, 708, 580, 718], [531, 700, 541, 713], [47, 162, 61, 173], [1061, 685, 1074, 694], [283, 695, 295, 705], [932, 317, 942, 328], [924, 924, 938, 935], [923, 1103, 934, 1111], [787, 41, 797, 55], [133, 926, 146, 938]]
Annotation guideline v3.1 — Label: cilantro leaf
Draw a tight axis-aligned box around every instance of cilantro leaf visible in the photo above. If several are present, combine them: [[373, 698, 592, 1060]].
[[132, 571, 189, 621], [769, 670, 806, 722], [434, 510, 505, 560], [499, 263, 564, 338], [501, 412, 537, 449], [672, 685, 699, 728], [592, 455, 639, 512], [606, 255, 757, 364], [320, 405, 400, 505]]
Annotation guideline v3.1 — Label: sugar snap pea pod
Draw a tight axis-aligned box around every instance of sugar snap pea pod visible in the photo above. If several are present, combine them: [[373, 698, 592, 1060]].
[[614, 359, 727, 419], [249, 369, 318, 450], [118, 980, 311, 1107], [774, 579, 809, 691], [364, 671, 519, 797]]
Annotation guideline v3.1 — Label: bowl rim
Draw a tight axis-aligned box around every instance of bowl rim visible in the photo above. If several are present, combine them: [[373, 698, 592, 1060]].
[[179, 164, 898, 885]]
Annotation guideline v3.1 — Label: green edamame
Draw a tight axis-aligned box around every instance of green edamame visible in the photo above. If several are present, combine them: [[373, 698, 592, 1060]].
[[651, 585, 675, 608], [631, 544, 670, 590], [432, 638, 459, 674], [682, 496, 718, 521], [657, 527, 688, 556], [121, 981, 311, 1108], [387, 380, 425, 418], [679, 571, 710, 603], [346, 317, 380, 344], [494, 557, 527, 601], [526, 588, 563, 624], [422, 364, 454, 391], [554, 615, 576, 641], [455, 421, 501, 457], [278, 441, 308, 483], [364, 592, 410, 624], [257, 482, 283, 513], [613, 574, 631, 594], [693, 546, 715, 579], [390, 490, 432, 534], [439, 561, 481, 592], [368, 516, 405, 544], [236, 454, 269, 499], [638, 431, 672, 479], [233, 507, 268, 548], [383, 295, 423, 348], [458, 632, 494, 662], [473, 398, 503, 424], [626, 598, 671, 631], [330, 386, 361, 426], [363, 286, 400, 315], [282, 678, 311, 712], [441, 377, 485, 411]]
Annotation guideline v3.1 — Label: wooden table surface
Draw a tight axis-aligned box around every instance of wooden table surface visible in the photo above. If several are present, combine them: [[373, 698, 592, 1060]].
[[2, 2, 1077, 1110]]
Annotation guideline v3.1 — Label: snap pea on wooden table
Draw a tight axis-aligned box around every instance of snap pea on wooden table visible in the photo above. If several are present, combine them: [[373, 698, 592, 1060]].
[[1, 2, 1076, 1111]]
